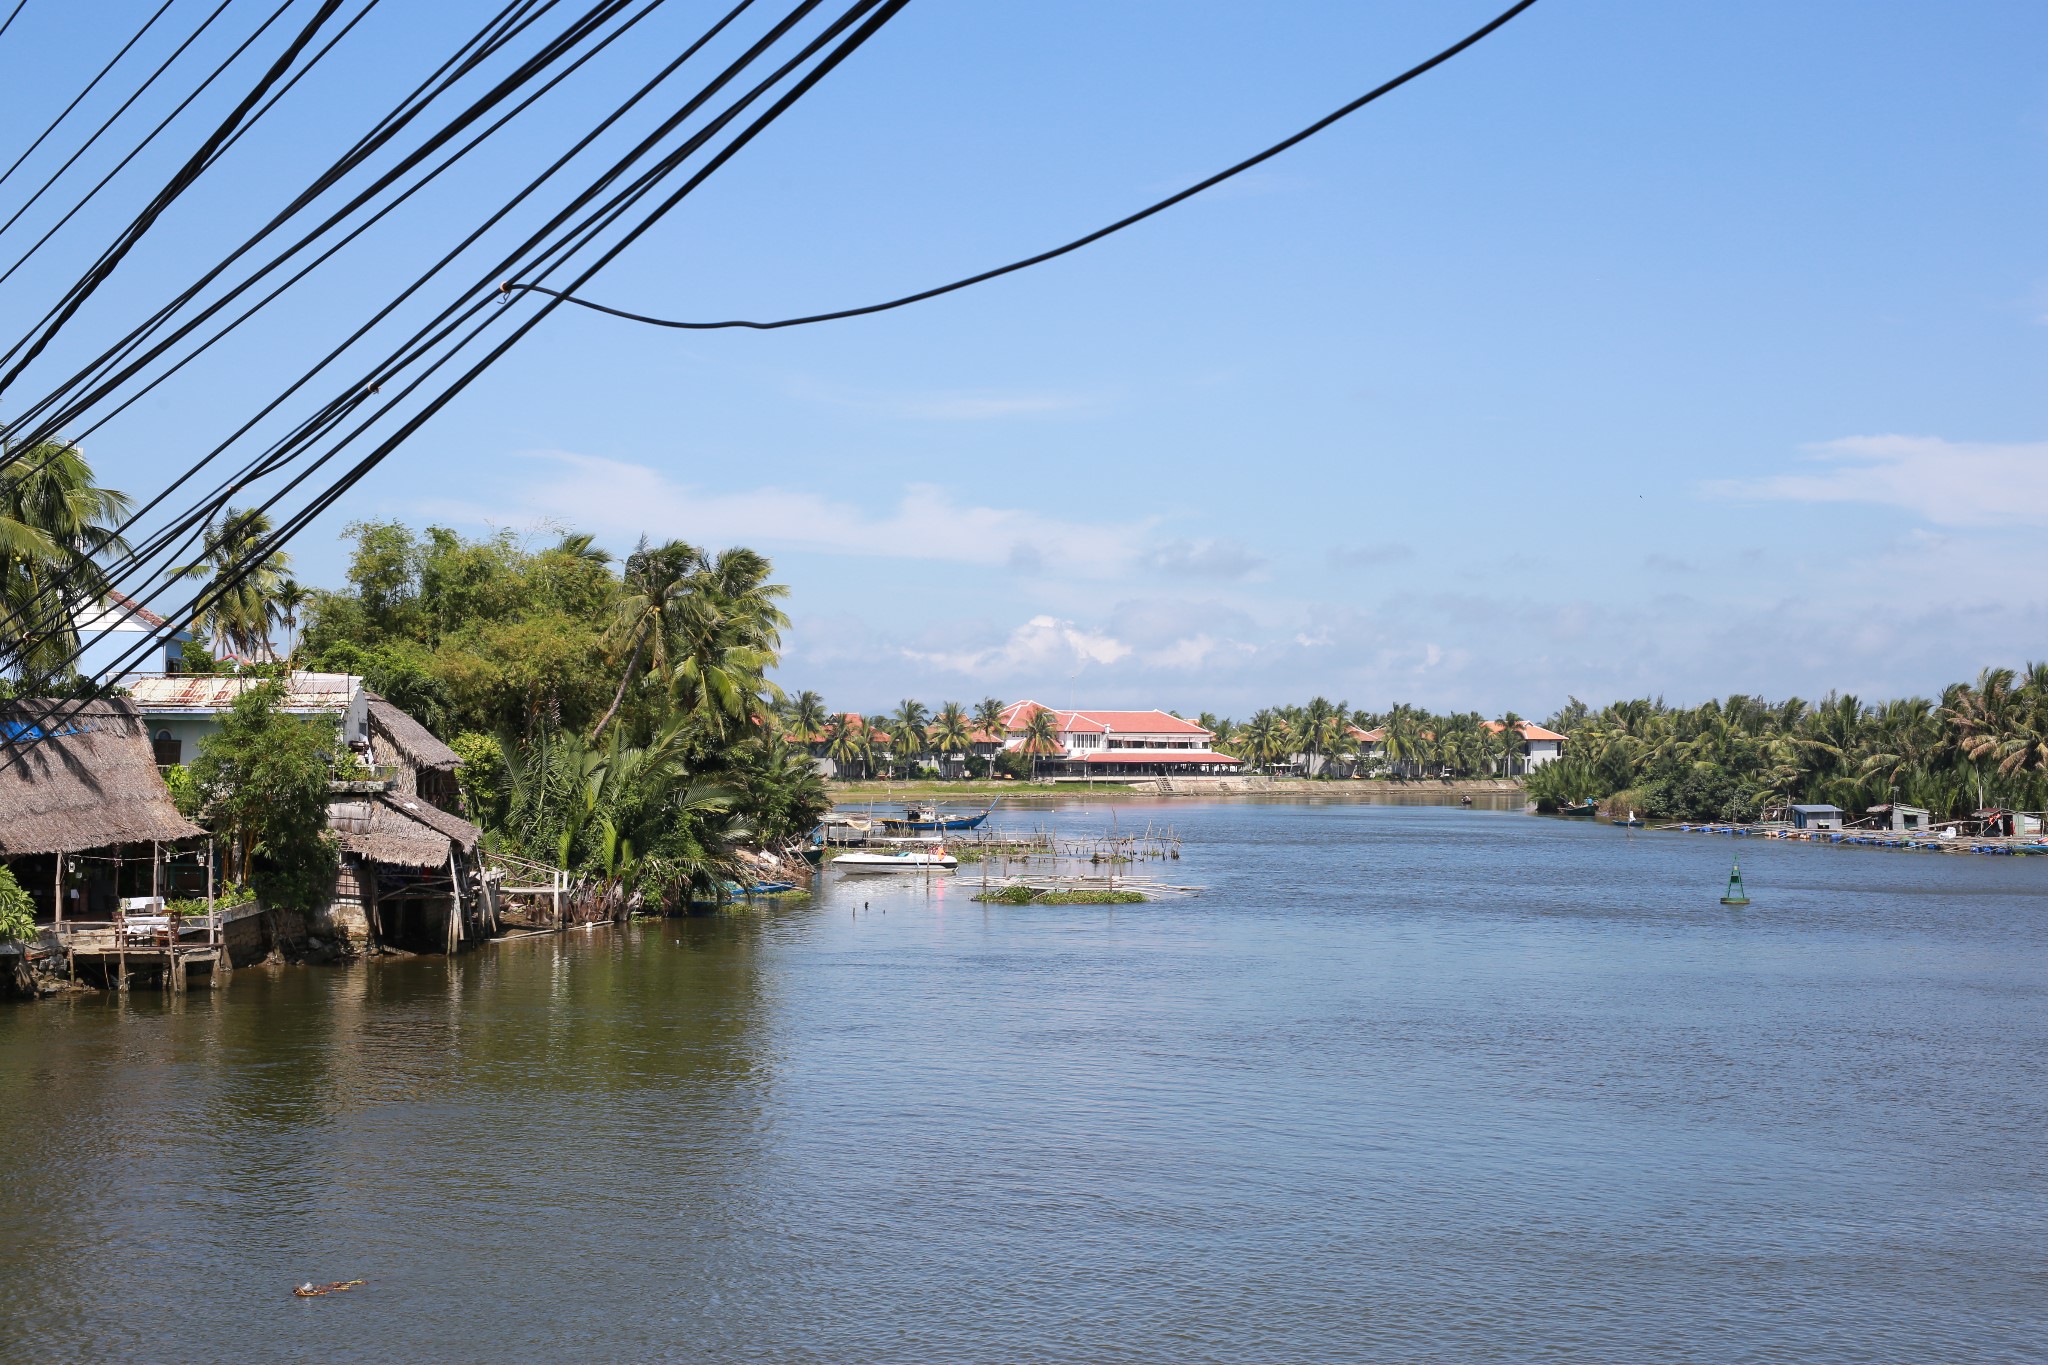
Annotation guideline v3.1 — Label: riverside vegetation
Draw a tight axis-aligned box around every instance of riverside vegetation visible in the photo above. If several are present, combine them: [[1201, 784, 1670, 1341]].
[[0, 451, 833, 914], [1522, 680, 2048, 823]]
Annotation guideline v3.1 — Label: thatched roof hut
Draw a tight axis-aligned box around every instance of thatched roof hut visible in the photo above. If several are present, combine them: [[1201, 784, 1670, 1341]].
[[365, 696, 461, 773], [0, 699, 204, 855], [328, 793, 482, 870]]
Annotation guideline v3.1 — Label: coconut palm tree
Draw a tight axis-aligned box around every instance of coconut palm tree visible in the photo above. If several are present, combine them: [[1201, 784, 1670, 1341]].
[[171, 505, 293, 662], [822, 713, 870, 780], [1242, 709, 1291, 773], [1493, 711, 1526, 778], [788, 689, 829, 743], [1381, 704, 1423, 779], [890, 699, 930, 773], [973, 696, 1007, 776], [930, 701, 973, 779], [273, 579, 311, 663], [1300, 696, 1337, 777], [591, 538, 701, 742], [0, 440, 131, 685], [1020, 706, 1061, 779], [669, 548, 789, 745]]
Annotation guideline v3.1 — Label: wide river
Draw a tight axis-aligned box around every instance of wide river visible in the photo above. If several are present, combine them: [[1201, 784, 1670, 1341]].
[[4, 797, 2046, 1362]]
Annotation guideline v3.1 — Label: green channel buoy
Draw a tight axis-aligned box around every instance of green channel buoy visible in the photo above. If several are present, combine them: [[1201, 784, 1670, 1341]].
[[1720, 858, 1750, 906]]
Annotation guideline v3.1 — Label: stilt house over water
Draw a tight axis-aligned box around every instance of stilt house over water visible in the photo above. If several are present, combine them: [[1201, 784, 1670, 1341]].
[[0, 699, 204, 931], [323, 693, 489, 953]]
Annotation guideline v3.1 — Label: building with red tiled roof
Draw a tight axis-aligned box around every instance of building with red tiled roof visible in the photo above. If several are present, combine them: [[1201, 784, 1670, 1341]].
[[997, 701, 1240, 777], [1482, 719, 1567, 771]]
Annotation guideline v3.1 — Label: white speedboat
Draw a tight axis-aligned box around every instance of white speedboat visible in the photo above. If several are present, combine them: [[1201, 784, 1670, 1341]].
[[833, 848, 958, 873]]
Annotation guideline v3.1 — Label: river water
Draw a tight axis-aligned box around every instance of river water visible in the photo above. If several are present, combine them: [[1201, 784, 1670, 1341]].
[[3, 797, 2046, 1363]]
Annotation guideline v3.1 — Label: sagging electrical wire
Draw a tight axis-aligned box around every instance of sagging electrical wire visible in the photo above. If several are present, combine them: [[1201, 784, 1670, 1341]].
[[5, 0, 911, 729], [0, 0, 633, 453], [0, 0, 287, 291], [501, 0, 1539, 331], [2, 0, 867, 693], [0, 0, 177, 198], [0, 0, 350, 401], [0, 0, 724, 679]]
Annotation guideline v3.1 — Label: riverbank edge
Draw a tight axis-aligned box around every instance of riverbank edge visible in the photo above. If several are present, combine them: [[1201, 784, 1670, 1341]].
[[826, 777, 1525, 800]]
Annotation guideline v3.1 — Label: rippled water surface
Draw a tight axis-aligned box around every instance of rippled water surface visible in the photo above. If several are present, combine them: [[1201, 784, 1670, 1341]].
[[4, 798, 2047, 1363]]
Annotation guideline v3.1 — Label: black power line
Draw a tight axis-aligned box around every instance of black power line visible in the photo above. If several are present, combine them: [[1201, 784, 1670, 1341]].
[[2, 0, 844, 683], [502, 0, 1539, 331], [0, 0, 178, 198], [8, 0, 909, 718]]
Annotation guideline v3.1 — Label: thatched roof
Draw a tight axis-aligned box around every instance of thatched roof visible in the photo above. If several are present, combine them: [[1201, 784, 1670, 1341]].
[[365, 695, 461, 772], [329, 793, 481, 869], [0, 699, 204, 855]]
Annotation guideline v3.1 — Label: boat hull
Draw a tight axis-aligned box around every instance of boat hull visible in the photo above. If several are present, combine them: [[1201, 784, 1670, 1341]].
[[878, 812, 989, 832]]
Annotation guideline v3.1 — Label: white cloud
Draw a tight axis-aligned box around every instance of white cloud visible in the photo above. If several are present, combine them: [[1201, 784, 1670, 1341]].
[[1705, 434, 2048, 527], [1141, 538, 1264, 579], [437, 451, 1156, 577], [905, 614, 1132, 677]]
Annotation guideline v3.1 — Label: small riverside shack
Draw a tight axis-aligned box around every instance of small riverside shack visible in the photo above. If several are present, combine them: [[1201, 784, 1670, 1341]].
[[1866, 803, 1931, 833], [1789, 804, 1845, 831], [323, 693, 490, 954], [0, 699, 218, 989]]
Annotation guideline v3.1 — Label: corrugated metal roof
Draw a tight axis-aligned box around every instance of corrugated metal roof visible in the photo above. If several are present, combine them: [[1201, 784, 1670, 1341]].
[[124, 670, 361, 711]]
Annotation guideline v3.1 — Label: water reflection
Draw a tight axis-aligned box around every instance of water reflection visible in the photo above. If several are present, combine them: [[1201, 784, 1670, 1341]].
[[4, 800, 2046, 1362]]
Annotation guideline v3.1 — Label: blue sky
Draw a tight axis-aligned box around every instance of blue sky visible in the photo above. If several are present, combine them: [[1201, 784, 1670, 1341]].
[[7, 0, 2047, 717]]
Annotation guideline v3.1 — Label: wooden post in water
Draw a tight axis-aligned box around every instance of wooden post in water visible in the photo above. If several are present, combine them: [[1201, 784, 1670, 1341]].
[[446, 850, 462, 954]]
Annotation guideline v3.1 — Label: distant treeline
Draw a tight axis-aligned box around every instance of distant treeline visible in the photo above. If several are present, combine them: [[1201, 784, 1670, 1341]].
[[1524, 671, 2048, 822]]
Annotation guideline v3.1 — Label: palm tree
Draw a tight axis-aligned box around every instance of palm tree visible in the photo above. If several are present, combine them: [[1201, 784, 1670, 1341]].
[[891, 699, 930, 773], [1381, 704, 1423, 779], [0, 439, 131, 685], [669, 548, 790, 745], [590, 538, 700, 742], [930, 701, 973, 779], [171, 504, 292, 661], [550, 531, 612, 565], [1242, 709, 1291, 773], [1494, 711, 1526, 778], [273, 579, 311, 663], [822, 713, 870, 780], [1020, 706, 1061, 779], [788, 689, 829, 743], [1300, 696, 1337, 777], [973, 697, 1007, 776], [863, 716, 905, 779]]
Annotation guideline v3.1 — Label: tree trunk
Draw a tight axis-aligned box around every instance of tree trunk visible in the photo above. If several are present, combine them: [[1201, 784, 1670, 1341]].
[[589, 633, 648, 743]]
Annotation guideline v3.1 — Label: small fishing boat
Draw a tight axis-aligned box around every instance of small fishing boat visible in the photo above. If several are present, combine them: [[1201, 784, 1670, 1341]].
[[833, 847, 958, 873], [1611, 810, 1643, 827], [878, 802, 995, 832], [1557, 800, 1598, 817]]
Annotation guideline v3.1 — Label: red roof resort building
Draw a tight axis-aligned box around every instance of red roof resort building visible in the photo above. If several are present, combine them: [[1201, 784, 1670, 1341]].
[[997, 701, 1242, 777]]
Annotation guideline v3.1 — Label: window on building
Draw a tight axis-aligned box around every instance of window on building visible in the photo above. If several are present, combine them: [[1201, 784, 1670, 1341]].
[[151, 729, 182, 767]]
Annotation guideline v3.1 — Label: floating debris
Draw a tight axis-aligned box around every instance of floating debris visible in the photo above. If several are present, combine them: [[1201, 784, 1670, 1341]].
[[293, 1279, 366, 1298]]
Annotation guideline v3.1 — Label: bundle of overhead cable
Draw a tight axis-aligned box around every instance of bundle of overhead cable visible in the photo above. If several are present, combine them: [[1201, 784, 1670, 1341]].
[[0, 0, 1536, 759]]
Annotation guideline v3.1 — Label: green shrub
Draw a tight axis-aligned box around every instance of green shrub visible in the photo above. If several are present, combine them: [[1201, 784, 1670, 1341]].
[[0, 866, 36, 943]]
